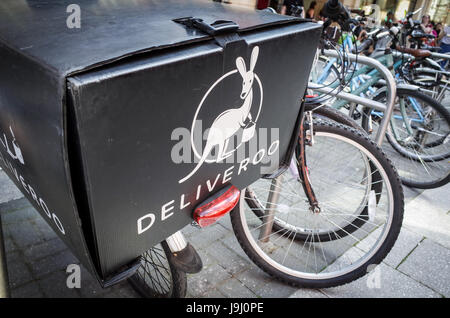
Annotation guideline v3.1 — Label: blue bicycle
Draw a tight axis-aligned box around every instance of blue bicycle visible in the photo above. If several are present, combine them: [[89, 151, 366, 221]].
[[311, 26, 450, 189]]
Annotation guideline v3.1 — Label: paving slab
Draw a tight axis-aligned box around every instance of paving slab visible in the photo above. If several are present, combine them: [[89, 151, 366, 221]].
[[357, 226, 424, 268], [217, 214, 233, 231], [23, 238, 67, 262], [78, 266, 111, 298], [221, 231, 252, 261], [184, 222, 230, 250], [412, 183, 450, 214], [32, 215, 59, 241], [216, 277, 257, 298], [111, 282, 141, 298], [38, 270, 81, 298], [5, 220, 44, 248], [0, 197, 29, 214], [398, 239, 450, 297], [403, 184, 450, 249], [235, 266, 272, 293], [289, 288, 328, 298], [383, 227, 424, 268], [321, 263, 440, 298], [1, 206, 39, 224], [255, 278, 298, 298], [187, 263, 233, 297], [4, 236, 16, 253], [6, 251, 34, 288], [205, 241, 252, 276], [30, 250, 78, 279], [10, 281, 44, 298], [0, 170, 23, 204], [402, 186, 424, 205], [199, 288, 227, 298]]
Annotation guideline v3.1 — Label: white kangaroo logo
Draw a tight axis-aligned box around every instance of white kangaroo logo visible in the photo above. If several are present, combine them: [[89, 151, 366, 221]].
[[179, 46, 260, 184]]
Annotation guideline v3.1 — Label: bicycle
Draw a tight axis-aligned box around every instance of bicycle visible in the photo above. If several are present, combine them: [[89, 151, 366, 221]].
[[310, 22, 450, 189], [228, 0, 405, 289]]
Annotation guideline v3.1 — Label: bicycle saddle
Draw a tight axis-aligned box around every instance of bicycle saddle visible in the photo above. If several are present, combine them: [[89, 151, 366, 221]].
[[395, 45, 431, 58]]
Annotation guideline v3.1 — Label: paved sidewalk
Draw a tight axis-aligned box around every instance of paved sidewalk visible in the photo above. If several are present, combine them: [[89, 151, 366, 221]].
[[0, 168, 449, 298]]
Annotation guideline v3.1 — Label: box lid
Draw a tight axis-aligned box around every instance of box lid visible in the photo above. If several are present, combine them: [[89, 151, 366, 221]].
[[0, 0, 299, 77]]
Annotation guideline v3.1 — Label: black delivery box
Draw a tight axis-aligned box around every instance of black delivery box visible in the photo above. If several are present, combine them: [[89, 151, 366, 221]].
[[0, 0, 321, 283]]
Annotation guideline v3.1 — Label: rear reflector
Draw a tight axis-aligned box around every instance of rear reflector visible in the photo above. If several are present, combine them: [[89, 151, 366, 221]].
[[193, 185, 240, 228]]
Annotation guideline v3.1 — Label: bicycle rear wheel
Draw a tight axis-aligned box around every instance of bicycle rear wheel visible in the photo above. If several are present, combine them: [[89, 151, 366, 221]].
[[128, 241, 187, 298], [231, 121, 404, 288], [361, 88, 450, 189]]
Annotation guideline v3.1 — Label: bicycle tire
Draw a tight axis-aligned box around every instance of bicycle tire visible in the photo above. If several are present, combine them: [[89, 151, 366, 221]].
[[361, 88, 450, 189], [231, 121, 404, 288]]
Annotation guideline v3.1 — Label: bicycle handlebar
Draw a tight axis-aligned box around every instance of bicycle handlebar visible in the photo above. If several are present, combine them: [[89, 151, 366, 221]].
[[321, 0, 353, 31]]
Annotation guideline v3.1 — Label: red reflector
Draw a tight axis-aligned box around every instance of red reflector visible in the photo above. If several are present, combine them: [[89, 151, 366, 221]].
[[306, 94, 318, 98], [194, 185, 240, 228]]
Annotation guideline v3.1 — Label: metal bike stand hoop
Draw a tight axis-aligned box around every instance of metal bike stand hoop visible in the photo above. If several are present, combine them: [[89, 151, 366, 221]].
[[311, 50, 397, 146]]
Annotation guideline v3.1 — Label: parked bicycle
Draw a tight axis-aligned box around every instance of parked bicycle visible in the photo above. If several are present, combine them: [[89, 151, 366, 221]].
[[309, 10, 450, 189], [229, 0, 405, 289]]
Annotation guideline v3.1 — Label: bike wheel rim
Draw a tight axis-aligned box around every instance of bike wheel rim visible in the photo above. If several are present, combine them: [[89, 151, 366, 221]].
[[239, 132, 395, 280]]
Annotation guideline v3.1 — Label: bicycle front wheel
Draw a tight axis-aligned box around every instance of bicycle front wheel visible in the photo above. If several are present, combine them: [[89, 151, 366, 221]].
[[230, 122, 404, 288]]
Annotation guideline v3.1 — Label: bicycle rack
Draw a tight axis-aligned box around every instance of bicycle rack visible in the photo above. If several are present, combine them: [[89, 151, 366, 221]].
[[430, 52, 450, 61], [309, 50, 397, 146]]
